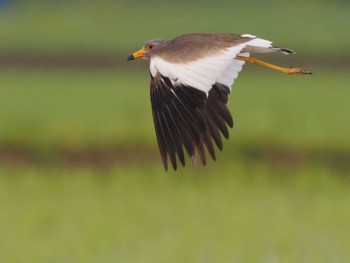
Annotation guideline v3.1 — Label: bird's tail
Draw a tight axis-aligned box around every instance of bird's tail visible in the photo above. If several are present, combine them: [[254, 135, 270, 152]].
[[242, 37, 295, 55]]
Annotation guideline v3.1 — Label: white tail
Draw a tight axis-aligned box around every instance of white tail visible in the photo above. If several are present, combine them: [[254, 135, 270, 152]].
[[242, 37, 295, 54]]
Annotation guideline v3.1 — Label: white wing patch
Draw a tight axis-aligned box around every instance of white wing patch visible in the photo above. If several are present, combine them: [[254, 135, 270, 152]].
[[150, 37, 272, 95]]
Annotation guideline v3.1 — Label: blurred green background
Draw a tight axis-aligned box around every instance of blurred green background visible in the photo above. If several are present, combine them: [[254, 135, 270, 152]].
[[0, 0, 350, 262]]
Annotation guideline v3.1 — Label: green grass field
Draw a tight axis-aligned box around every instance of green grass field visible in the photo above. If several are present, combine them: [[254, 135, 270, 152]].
[[1, 1, 350, 262], [1, 164, 349, 262]]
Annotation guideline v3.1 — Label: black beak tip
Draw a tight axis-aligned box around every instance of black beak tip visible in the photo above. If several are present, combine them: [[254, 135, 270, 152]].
[[127, 55, 134, 61]]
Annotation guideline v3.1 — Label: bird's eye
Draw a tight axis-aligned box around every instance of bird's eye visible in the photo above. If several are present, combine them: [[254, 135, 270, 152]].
[[148, 44, 154, 50]]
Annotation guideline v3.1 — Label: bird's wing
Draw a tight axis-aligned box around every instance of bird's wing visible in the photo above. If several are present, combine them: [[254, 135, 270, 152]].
[[149, 43, 253, 170], [150, 43, 249, 95], [150, 74, 233, 171]]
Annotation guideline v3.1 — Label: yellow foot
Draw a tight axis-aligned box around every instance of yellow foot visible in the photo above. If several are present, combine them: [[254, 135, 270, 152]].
[[286, 67, 312, 75]]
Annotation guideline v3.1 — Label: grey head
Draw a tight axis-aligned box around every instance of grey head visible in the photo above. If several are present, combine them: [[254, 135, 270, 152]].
[[127, 39, 169, 61]]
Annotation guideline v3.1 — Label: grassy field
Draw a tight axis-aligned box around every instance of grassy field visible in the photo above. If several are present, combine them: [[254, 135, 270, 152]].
[[1, 1, 350, 262], [1, 164, 350, 262], [1, 67, 349, 262]]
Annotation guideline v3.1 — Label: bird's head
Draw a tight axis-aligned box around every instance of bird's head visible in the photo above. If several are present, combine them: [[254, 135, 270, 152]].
[[127, 39, 168, 61]]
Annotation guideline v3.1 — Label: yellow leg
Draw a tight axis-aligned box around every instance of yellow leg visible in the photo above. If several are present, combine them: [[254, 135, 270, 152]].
[[235, 56, 312, 75]]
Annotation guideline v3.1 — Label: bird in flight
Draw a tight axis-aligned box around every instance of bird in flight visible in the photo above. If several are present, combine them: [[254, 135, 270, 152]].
[[127, 33, 311, 171]]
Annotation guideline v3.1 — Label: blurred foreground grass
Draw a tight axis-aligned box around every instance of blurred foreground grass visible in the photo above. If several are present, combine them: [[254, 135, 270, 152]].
[[0, 163, 349, 262], [1, 68, 349, 261]]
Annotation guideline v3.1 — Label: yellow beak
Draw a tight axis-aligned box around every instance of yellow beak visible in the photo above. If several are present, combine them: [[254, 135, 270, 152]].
[[127, 47, 146, 61]]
